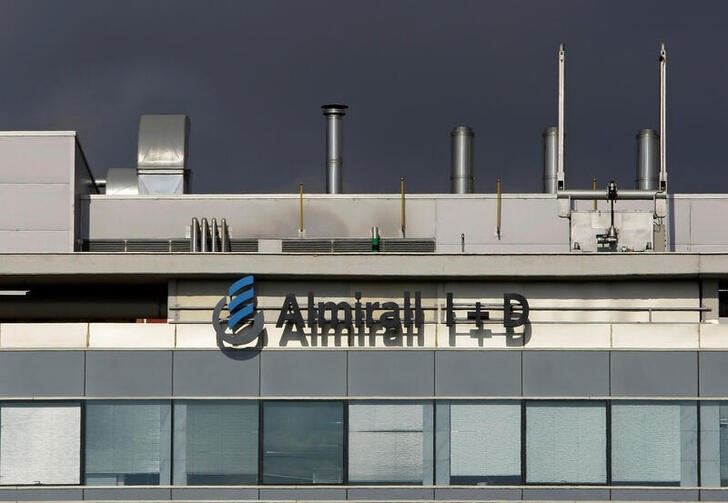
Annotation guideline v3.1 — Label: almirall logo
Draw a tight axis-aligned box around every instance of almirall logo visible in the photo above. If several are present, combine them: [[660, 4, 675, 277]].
[[213, 275, 265, 346]]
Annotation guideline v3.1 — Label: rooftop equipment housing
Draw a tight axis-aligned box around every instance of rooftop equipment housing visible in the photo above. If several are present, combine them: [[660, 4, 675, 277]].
[[322, 104, 347, 194], [450, 126, 474, 194], [137, 114, 190, 195]]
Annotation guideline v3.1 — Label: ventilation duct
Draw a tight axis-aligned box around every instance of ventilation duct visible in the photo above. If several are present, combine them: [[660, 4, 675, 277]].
[[636, 129, 659, 190], [543, 127, 558, 193], [322, 104, 347, 194], [137, 114, 189, 194], [450, 126, 474, 194]]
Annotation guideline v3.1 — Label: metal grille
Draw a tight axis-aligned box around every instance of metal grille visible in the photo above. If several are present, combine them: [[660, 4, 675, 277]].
[[281, 240, 333, 253], [229, 239, 259, 252], [332, 239, 373, 252], [382, 239, 436, 252]]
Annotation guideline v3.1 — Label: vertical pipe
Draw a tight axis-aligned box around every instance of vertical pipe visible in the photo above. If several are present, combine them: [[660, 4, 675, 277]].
[[496, 178, 502, 240], [322, 104, 348, 194], [557, 44, 566, 190], [200, 218, 209, 252], [460, 233, 465, 253], [542, 127, 558, 193], [220, 218, 229, 252], [299, 183, 304, 233], [593, 178, 598, 211], [211, 218, 219, 252], [190, 217, 200, 252], [659, 44, 667, 191], [450, 126, 474, 193], [400, 177, 406, 238], [636, 129, 659, 190]]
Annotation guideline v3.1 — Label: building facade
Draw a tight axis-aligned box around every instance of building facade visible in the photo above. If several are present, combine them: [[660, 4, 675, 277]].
[[1, 127, 728, 502]]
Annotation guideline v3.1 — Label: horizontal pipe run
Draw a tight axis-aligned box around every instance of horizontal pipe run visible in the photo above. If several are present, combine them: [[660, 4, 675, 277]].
[[559, 189, 662, 200]]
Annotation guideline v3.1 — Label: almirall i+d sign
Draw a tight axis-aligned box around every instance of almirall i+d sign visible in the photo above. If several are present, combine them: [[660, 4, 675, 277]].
[[213, 276, 530, 348]]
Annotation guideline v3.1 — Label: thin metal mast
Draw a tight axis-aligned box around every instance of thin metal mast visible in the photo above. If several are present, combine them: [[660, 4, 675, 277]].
[[557, 44, 566, 190], [659, 43, 667, 191]]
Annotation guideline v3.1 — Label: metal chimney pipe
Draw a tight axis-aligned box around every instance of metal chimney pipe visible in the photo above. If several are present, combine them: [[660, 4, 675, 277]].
[[450, 126, 474, 194], [190, 217, 200, 252], [200, 218, 209, 252], [211, 218, 219, 252], [322, 104, 348, 194], [543, 126, 558, 193], [636, 129, 659, 190]]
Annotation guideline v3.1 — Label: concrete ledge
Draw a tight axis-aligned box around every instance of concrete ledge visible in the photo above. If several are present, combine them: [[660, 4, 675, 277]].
[[612, 323, 699, 349], [0, 322, 87, 348], [88, 323, 175, 348]]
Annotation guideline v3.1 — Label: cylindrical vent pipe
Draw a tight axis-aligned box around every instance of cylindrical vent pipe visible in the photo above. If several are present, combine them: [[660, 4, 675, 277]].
[[322, 104, 348, 194], [636, 129, 659, 190], [190, 217, 200, 252], [543, 126, 558, 193], [450, 126, 474, 193], [200, 218, 209, 252], [211, 218, 219, 252]]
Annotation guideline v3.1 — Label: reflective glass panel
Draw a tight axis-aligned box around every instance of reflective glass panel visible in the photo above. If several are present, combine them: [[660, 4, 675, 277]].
[[612, 401, 697, 486], [262, 401, 344, 484], [526, 401, 606, 484], [173, 401, 258, 485], [349, 401, 433, 484], [85, 401, 171, 485]]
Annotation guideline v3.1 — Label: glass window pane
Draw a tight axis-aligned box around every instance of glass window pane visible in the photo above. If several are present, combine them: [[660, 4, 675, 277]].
[[0, 402, 80, 485], [349, 402, 433, 484], [85, 401, 171, 485], [612, 401, 697, 486], [526, 401, 606, 484], [262, 401, 343, 484], [173, 401, 258, 485]]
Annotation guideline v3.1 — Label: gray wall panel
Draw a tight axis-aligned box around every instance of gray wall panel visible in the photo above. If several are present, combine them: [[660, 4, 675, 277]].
[[434, 488, 522, 500], [259, 488, 347, 500], [523, 351, 609, 397], [611, 489, 699, 501], [348, 351, 434, 397], [0, 490, 16, 501], [85, 351, 172, 397], [0, 351, 83, 397], [522, 488, 611, 500], [171, 488, 258, 500], [700, 490, 728, 501], [611, 351, 697, 397], [83, 488, 172, 500], [260, 351, 346, 396], [435, 351, 521, 396], [699, 352, 728, 397], [15, 489, 84, 501], [173, 350, 259, 396], [347, 488, 434, 500]]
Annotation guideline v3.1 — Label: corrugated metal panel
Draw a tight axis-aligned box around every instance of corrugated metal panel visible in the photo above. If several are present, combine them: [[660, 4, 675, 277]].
[[382, 239, 436, 252], [229, 239, 259, 252], [281, 240, 333, 253], [333, 239, 372, 252]]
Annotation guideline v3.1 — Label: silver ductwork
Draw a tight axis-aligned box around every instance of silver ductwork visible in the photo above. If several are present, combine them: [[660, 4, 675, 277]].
[[105, 168, 139, 195], [636, 129, 659, 190], [543, 126, 558, 193], [450, 126, 474, 194], [322, 104, 347, 194], [137, 114, 190, 194]]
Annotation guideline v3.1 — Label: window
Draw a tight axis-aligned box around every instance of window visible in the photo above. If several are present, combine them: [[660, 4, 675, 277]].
[[0, 402, 80, 485], [526, 401, 607, 484], [699, 402, 728, 487], [436, 401, 521, 485], [612, 401, 697, 486], [85, 401, 171, 485], [348, 401, 433, 484], [262, 401, 344, 484], [173, 401, 258, 485]]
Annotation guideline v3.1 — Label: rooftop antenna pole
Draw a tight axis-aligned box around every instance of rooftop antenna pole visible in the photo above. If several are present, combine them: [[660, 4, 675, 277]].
[[659, 43, 667, 192], [557, 44, 566, 191]]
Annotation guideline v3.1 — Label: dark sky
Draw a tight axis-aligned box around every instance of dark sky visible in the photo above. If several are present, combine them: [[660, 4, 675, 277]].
[[2, 0, 727, 194]]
